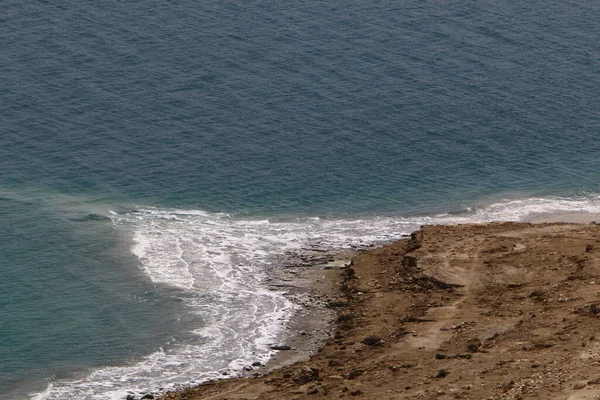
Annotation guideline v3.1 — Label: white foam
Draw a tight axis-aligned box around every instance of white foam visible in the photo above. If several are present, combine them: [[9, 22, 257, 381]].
[[424, 195, 600, 225], [29, 384, 52, 400], [32, 194, 600, 399], [130, 231, 149, 259]]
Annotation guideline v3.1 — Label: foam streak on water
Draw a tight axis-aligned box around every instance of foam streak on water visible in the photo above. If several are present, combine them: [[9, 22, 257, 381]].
[[32, 195, 600, 399]]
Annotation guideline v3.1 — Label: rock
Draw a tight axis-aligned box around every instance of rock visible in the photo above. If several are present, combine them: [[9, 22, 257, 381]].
[[401, 315, 434, 323], [573, 381, 587, 390], [293, 366, 319, 384], [501, 380, 515, 392], [466, 339, 481, 353], [346, 369, 363, 379], [435, 353, 447, 359], [337, 313, 353, 323], [126, 396, 135, 400], [243, 366, 253, 371], [327, 300, 349, 308], [362, 335, 383, 346], [588, 377, 600, 385], [141, 395, 155, 400], [467, 343, 479, 352], [252, 361, 263, 367], [389, 363, 413, 371], [433, 369, 449, 379], [350, 389, 363, 396], [306, 386, 319, 395], [271, 345, 292, 350], [402, 255, 418, 268], [529, 290, 545, 299], [586, 244, 593, 252]]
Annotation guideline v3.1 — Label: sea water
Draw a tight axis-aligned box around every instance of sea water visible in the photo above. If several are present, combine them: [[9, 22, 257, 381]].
[[1, 1, 600, 399]]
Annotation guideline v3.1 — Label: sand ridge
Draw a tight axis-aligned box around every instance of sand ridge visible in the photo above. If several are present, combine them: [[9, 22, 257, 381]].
[[159, 221, 600, 400]]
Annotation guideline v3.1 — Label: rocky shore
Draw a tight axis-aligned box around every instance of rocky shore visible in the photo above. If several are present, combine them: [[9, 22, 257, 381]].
[[159, 221, 600, 400]]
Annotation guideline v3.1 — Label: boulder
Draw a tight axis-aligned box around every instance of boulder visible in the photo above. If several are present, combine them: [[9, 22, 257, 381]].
[[362, 336, 383, 346], [270, 345, 292, 350], [293, 366, 319, 384]]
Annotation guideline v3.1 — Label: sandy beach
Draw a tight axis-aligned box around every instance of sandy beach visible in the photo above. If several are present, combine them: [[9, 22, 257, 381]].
[[159, 220, 600, 400]]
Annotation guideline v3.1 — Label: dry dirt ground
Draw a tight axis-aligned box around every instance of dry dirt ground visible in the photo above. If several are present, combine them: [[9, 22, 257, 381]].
[[160, 222, 600, 400]]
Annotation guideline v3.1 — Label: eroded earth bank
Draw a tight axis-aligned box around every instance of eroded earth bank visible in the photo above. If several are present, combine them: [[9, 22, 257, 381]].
[[160, 222, 600, 400]]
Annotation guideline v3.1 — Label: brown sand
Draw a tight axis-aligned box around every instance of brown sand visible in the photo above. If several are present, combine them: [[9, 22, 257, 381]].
[[160, 221, 600, 400]]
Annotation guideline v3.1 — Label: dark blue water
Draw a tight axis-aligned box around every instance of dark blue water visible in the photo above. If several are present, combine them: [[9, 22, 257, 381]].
[[1, 1, 600, 398]]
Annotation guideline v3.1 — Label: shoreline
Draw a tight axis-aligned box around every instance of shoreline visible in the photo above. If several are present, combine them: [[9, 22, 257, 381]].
[[159, 217, 600, 400], [240, 249, 357, 376], [525, 211, 600, 224]]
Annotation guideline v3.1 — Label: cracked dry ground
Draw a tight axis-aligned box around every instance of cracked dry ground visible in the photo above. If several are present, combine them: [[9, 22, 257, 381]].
[[160, 222, 600, 400]]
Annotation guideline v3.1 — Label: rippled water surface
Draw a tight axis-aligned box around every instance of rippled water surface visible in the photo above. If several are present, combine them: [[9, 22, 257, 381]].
[[1, 1, 600, 398]]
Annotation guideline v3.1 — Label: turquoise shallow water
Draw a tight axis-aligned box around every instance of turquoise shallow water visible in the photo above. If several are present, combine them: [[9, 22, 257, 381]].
[[1, 1, 600, 398]]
